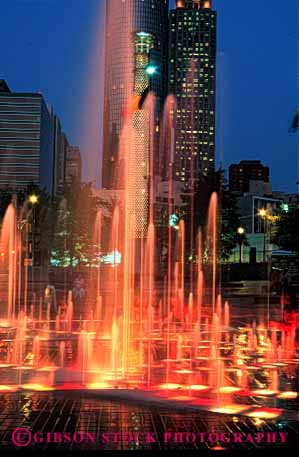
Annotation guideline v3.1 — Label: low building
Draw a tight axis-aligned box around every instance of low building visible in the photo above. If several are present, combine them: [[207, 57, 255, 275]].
[[229, 192, 282, 264], [229, 160, 269, 193]]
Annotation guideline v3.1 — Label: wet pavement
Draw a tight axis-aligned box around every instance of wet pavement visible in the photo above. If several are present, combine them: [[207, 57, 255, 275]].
[[0, 391, 298, 451]]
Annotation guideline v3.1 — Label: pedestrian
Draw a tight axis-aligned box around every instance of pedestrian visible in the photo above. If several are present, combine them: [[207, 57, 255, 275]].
[[281, 269, 290, 295], [295, 367, 299, 400]]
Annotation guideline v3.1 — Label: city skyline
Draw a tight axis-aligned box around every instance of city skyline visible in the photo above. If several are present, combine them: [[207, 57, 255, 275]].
[[0, 0, 297, 192], [0, 2, 299, 451]]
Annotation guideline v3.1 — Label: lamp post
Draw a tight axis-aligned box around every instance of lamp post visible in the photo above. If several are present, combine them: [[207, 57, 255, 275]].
[[28, 194, 39, 305], [237, 227, 245, 264], [258, 208, 271, 328], [258, 208, 267, 263]]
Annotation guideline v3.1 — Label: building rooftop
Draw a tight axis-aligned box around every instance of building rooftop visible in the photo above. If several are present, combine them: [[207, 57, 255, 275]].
[[0, 79, 11, 93], [176, 0, 212, 9], [230, 160, 266, 167], [0, 79, 43, 98]]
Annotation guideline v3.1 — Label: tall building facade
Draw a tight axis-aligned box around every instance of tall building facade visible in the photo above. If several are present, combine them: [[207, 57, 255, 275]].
[[0, 80, 54, 193], [102, 0, 169, 189], [229, 160, 270, 193], [52, 114, 69, 195], [169, 0, 216, 184], [65, 146, 82, 185]]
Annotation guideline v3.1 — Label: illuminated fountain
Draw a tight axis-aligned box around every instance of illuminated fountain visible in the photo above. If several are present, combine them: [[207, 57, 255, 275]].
[[0, 183, 298, 420], [0, 204, 18, 322]]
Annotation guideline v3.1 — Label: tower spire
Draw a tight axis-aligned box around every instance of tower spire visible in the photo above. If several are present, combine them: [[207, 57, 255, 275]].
[[176, 0, 212, 9]]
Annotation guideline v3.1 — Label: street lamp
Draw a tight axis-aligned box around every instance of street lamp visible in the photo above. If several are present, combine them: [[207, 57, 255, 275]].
[[237, 227, 245, 263], [28, 194, 38, 205], [258, 208, 267, 218]]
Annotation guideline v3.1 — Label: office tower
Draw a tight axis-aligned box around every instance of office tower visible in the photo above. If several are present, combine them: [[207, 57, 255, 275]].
[[0, 80, 54, 193], [229, 160, 270, 193], [59, 133, 69, 188], [52, 114, 62, 195], [65, 146, 82, 185], [52, 114, 69, 195], [102, 0, 169, 190], [169, 0, 216, 184]]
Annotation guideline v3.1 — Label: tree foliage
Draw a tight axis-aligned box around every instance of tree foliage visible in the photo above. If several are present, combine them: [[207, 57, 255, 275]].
[[184, 169, 247, 261], [0, 183, 54, 265], [0, 183, 46, 219], [51, 181, 101, 267], [219, 175, 249, 260], [272, 205, 299, 252]]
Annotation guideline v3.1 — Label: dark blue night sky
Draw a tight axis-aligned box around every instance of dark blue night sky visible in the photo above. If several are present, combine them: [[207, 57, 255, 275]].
[[0, 0, 298, 191]]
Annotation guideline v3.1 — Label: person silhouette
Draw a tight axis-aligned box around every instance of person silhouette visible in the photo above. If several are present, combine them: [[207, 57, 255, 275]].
[[72, 277, 86, 318], [294, 367, 299, 401]]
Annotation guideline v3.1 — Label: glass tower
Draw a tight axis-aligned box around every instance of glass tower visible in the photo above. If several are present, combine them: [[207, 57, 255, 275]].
[[102, 0, 169, 189], [128, 32, 154, 237], [169, 0, 216, 184]]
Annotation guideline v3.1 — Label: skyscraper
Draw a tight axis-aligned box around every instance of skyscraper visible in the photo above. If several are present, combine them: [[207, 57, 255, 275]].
[[169, 0, 216, 184], [102, 0, 169, 190], [0, 80, 54, 193]]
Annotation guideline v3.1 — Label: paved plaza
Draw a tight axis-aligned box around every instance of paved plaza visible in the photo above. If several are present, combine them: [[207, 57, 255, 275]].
[[0, 391, 298, 452]]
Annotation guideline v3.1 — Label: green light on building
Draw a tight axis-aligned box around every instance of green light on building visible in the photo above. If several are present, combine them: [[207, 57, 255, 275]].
[[281, 203, 289, 213], [169, 213, 179, 229], [145, 65, 157, 76]]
